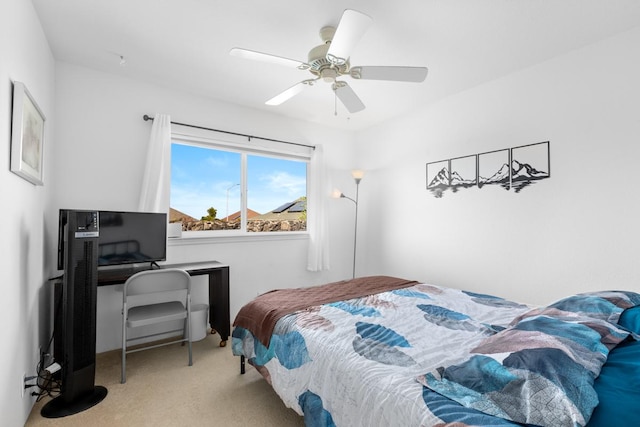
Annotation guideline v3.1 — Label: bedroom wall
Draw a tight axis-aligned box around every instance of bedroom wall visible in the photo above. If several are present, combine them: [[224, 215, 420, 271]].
[[355, 26, 640, 306], [49, 62, 358, 352], [0, 0, 56, 425]]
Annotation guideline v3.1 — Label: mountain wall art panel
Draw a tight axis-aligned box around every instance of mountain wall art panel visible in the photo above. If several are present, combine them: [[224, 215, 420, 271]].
[[450, 155, 477, 193], [426, 141, 550, 198], [426, 160, 450, 198], [478, 149, 510, 191], [511, 141, 550, 192]]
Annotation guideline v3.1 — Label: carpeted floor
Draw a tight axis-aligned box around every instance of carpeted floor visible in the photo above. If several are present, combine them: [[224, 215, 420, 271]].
[[25, 333, 305, 426]]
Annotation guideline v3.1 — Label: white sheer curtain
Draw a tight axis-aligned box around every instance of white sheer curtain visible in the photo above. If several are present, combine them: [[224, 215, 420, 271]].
[[307, 144, 331, 271], [138, 113, 171, 213]]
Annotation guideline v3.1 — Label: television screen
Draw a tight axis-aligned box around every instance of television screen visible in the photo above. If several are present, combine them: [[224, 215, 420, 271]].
[[57, 210, 167, 270], [97, 211, 167, 267]]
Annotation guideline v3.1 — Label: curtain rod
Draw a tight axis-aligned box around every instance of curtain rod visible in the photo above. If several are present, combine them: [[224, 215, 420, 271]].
[[143, 115, 315, 150]]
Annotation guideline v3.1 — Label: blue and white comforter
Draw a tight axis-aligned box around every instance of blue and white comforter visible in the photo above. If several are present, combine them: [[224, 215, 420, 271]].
[[232, 283, 532, 426], [232, 283, 640, 427]]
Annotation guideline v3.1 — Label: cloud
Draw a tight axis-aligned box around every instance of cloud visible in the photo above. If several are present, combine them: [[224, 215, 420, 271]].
[[204, 154, 231, 168], [261, 171, 306, 197]]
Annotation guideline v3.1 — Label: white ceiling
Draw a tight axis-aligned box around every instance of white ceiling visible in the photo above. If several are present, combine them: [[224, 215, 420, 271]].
[[31, 0, 640, 131]]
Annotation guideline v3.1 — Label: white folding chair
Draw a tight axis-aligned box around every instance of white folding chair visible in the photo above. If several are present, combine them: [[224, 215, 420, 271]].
[[121, 268, 192, 383]]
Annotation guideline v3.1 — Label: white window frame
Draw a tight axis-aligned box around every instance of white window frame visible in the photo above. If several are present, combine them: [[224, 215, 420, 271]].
[[169, 129, 312, 245]]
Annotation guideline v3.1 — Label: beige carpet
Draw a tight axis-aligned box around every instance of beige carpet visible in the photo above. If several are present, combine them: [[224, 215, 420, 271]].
[[25, 334, 305, 426]]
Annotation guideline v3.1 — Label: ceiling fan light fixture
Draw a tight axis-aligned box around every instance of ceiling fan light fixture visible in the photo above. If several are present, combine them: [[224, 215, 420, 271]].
[[320, 68, 338, 83]]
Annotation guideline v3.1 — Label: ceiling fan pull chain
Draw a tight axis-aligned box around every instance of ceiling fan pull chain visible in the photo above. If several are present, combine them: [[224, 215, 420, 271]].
[[334, 90, 338, 116]]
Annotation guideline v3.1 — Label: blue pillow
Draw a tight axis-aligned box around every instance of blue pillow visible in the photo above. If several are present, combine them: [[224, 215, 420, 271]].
[[618, 306, 640, 334], [588, 338, 640, 426]]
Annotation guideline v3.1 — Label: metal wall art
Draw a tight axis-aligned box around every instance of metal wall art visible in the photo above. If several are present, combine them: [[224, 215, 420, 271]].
[[427, 141, 550, 198]]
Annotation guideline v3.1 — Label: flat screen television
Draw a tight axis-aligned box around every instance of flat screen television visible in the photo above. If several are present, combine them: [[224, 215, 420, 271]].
[[58, 210, 167, 270]]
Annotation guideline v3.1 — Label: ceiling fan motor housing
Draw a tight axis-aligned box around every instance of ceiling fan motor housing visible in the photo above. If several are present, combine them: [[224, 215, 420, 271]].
[[307, 26, 349, 79]]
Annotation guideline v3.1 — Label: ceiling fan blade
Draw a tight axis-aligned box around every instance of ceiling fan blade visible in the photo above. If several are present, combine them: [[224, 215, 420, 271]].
[[326, 9, 372, 66], [266, 81, 311, 106], [230, 48, 309, 70], [334, 82, 365, 113], [350, 66, 428, 82]]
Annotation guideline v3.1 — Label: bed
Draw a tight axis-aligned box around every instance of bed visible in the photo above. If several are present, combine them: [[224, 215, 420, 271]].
[[231, 276, 640, 427]]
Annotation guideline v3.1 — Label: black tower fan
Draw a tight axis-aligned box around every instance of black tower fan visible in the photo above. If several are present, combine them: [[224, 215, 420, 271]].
[[42, 210, 107, 417]]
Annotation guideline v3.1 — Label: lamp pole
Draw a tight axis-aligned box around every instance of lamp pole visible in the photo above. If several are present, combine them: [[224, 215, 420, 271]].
[[226, 183, 240, 222], [351, 171, 362, 279], [352, 181, 360, 279], [334, 170, 364, 279]]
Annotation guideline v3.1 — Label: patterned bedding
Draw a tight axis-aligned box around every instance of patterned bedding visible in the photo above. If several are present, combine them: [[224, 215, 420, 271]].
[[231, 278, 640, 427]]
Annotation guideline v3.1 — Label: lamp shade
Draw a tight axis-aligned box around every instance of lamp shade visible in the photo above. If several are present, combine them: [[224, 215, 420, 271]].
[[351, 169, 364, 183]]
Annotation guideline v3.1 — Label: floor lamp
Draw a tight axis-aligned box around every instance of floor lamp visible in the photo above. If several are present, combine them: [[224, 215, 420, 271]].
[[333, 170, 364, 279]]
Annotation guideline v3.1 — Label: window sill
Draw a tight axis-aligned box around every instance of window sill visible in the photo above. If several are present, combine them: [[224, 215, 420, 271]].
[[167, 231, 309, 246]]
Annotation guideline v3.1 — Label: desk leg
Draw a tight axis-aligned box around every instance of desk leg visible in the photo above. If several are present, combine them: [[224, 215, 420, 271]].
[[208, 267, 230, 347]]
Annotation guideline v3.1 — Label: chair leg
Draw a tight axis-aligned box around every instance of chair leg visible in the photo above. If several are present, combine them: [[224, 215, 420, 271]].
[[181, 321, 187, 347], [121, 313, 127, 384], [121, 347, 126, 384], [187, 315, 193, 366]]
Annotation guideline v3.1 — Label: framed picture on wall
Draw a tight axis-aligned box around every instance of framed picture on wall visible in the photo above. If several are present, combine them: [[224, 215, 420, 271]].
[[11, 81, 46, 185]]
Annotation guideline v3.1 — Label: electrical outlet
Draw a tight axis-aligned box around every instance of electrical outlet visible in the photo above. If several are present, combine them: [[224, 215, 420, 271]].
[[21, 372, 26, 398]]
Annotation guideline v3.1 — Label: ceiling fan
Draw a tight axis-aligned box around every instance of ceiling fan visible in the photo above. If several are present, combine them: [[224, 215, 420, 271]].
[[229, 9, 428, 114]]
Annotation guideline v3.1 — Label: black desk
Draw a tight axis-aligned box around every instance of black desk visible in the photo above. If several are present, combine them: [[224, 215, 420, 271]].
[[98, 261, 230, 346]]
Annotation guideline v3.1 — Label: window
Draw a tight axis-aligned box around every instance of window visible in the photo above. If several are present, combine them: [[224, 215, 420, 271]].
[[170, 135, 309, 235]]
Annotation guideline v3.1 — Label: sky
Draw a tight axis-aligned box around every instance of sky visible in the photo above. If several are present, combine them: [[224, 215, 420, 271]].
[[170, 143, 307, 220]]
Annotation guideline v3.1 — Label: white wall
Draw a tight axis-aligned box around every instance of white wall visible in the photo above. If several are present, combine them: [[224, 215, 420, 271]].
[[50, 63, 359, 352], [356, 26, 640, 306], [0, 0, 55, 425], [9, 5, 639, 424]]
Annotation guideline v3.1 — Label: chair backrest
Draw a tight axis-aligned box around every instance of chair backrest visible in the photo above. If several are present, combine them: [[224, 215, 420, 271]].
[[123, 268, 191, 309]]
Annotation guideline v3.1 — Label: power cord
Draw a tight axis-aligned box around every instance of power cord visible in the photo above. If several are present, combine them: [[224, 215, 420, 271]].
[[31, 357, 62, 401], [31, 284, 64, 401]]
